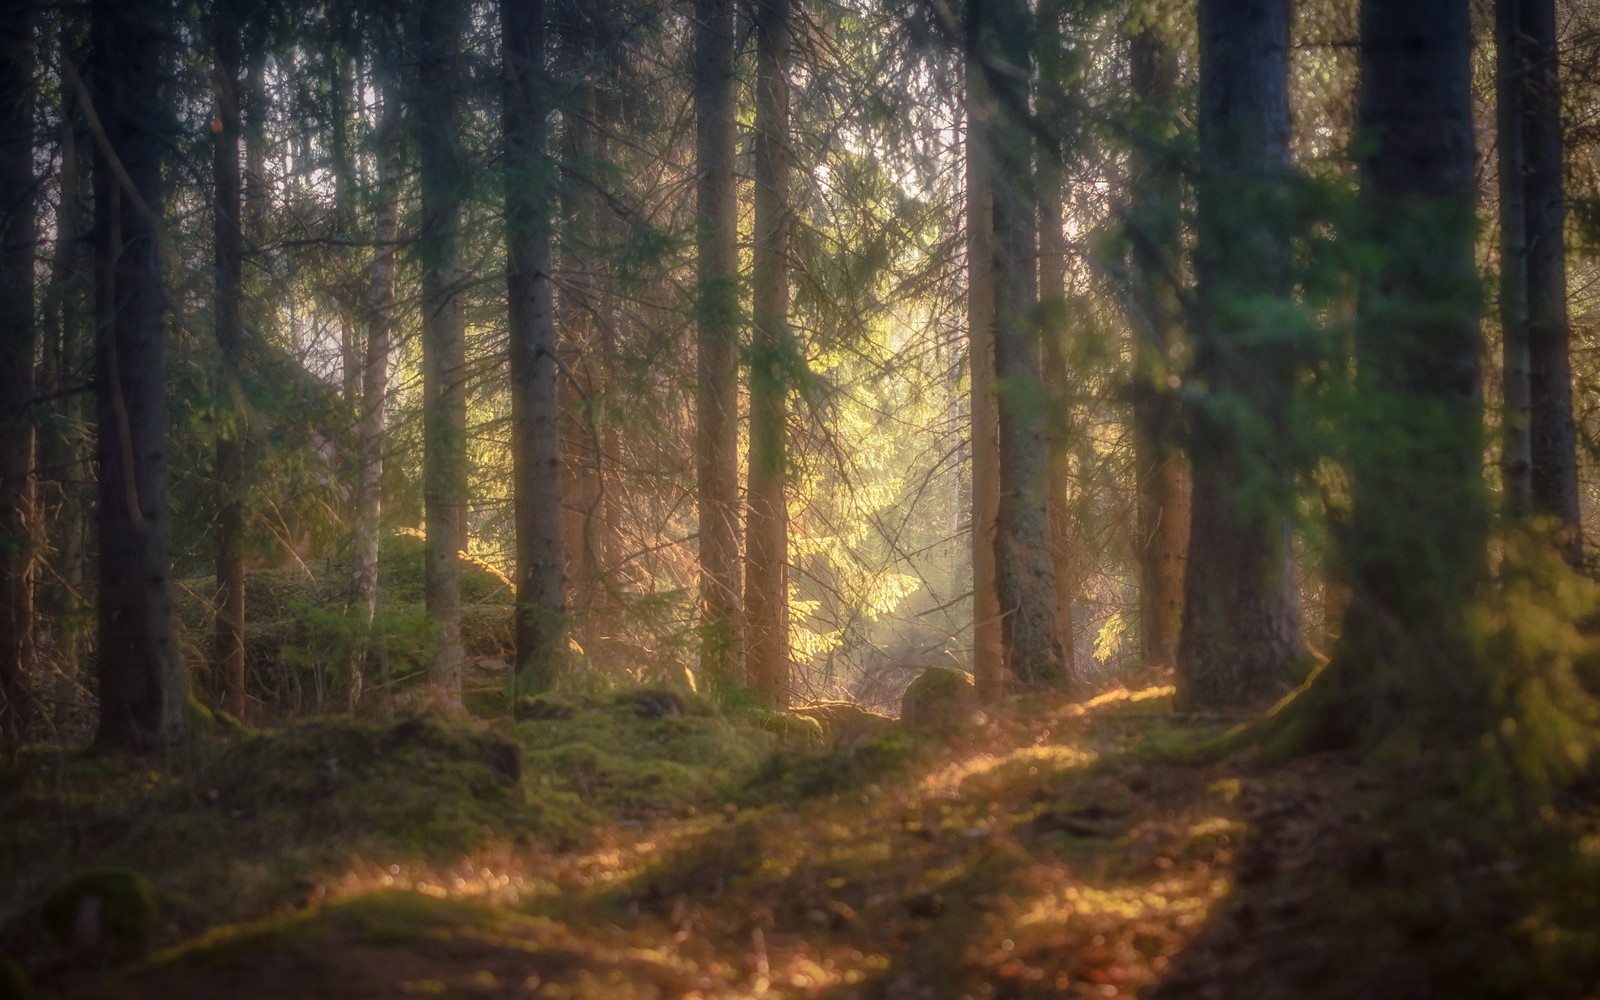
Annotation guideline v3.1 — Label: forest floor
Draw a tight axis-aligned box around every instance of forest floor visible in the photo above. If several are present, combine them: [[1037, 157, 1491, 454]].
[[5, 680, 1600, 999]]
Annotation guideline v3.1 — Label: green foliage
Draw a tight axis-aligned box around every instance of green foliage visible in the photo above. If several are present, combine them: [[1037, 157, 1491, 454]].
[[1472, 528, 1600, 798]]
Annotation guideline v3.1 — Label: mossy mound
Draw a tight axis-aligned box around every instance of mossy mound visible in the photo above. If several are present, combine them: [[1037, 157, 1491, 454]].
[[40, 868, 157, 952], [202, 714, 531, 856], [123, 889, 701, 1000], [900, 667, 978, 732], [517, 689, 772, 825], [792, 701, 896, 744]]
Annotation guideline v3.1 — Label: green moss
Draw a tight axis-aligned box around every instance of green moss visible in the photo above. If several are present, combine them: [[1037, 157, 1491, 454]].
[[900, 667, 978, 732], [140, 890, 511, 974], [518, 691, 772, 820], [740, 731, 919, 803], [41, 867, 157, 950], [791, 701, 896, 745]]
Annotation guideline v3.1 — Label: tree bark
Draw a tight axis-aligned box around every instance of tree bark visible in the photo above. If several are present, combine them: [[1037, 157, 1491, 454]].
[[351, 79, 399, 686], [1127, 25, 1189, 674], [212, 10, 247, 720], [1334, 0, 1488, 742], [695, 0, 742, 688], [418, 0, 469, 707], [978, 0, 1068, 691], [504, 0, 566, 691], [91, 0, 185, 750], [1176, 0, 1302, 711], [41, 28, 91, 730], [1496, 0, 1532, 519], [0, 0, 36, 743], [965, 46, 1003, 703], [1036, 1, 1077, 680], [1519, 0, 1580, 562], [745, 0, 793, 708]]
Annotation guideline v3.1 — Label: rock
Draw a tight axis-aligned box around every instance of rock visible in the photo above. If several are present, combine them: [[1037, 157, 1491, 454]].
[[900, 667, 978, 732]]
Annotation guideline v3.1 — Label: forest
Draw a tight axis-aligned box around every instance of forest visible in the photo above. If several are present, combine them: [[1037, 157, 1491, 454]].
[[4, 0, 1600, 994]]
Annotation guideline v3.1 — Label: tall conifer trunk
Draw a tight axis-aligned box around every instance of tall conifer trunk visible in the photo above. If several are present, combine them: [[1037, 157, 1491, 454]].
[[504, 0, 565, 690], [1519, 0, 1580, 561], [695, 0, 741, 687], [746, 0, 793, 707], [212, 9, 247, 719], [965, 39, 1003, 702], [1127, 25, 1188, 673], [1332, 0, 1488, 742], [978, 0, 1068, 690], [352, 79, 399, 685], [1176, 0, 1302, 710], [91, 0, 185, 749], [418, 0, 469, 707], [42, 27, 91, 729], [1496, 0, 1532, 519], [1036, 1, 1076, 679], [0, 0, 36, 742]]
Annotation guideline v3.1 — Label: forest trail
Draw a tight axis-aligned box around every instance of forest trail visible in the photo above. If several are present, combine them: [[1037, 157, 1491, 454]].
[[7, 687, 1592, 999]]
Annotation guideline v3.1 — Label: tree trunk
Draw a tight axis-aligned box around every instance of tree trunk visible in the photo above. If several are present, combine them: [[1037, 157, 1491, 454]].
[[41, 29, 91, 730], [745, 0, 793, 708], [504, 0, 566, 691], [212, 11, 247, 720], [965, 45, 1003, 702], [418, 0, 469, 707], [1334, 0, 1487, 742], [1496, 0, 1532, 519], [91, 0, 185, 750], [978, 0, 1068, 691], [351, 79, 399, 687], [0, 0, 36, 743], [1036, 1, 1076, 680], [1519, 0, 1580, 562], [1127, 25, 1189, 674], [1176, 0, 1302, 711], [695, 0, 742, 688]]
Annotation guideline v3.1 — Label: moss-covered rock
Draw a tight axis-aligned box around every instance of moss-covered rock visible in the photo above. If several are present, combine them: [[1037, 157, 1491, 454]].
[[792, 701, 896, 745], [41, 867, 157, 951], [900, 666, 978, 732]]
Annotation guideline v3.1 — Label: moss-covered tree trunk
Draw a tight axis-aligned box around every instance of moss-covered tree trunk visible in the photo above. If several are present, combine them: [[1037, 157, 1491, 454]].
[[1176, 0, 1302, 711]]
